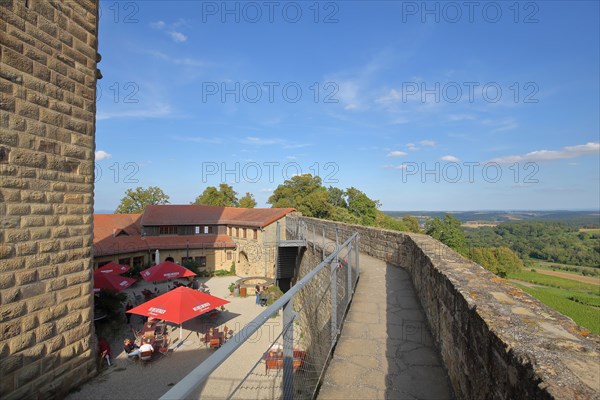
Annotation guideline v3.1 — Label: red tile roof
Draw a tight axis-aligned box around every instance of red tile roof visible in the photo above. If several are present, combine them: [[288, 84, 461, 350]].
[[93, 214, 236, 257], [141, 205, 296, 228]]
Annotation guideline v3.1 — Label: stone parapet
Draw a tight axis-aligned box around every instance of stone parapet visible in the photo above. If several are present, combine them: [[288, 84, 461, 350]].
[[298, 217, 600, 399]]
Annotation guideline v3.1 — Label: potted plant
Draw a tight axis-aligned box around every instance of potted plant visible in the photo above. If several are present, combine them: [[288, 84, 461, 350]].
[[228, 282, 235, 295]]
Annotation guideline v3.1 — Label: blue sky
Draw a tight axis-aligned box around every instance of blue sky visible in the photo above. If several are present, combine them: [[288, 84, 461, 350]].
[[94, 1, 599, 212]]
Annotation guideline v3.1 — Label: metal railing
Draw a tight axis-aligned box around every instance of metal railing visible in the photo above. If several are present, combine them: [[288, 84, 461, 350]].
[[160, 217, 359, 400]]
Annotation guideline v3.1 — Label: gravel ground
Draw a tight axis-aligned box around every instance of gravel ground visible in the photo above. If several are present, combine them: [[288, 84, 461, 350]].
[[68, 276, 283, 400]]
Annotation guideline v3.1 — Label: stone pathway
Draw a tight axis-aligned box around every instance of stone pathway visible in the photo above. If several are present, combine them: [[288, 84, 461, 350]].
[[317, 251, 454, 399]]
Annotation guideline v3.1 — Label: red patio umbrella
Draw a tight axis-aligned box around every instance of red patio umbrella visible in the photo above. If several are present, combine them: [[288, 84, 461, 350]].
[[93, 271, 136, 292], [139, 261, 196, 282], [127, 286, 229, 340], [96, 261, 130, 275]]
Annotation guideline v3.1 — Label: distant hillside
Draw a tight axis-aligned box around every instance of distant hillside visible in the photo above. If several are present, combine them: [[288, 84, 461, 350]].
[[384, 211, 600, 228]]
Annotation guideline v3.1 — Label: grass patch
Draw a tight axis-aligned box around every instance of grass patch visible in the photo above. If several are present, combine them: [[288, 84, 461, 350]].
[[508, 271, 599, 293], [511, 284, 600, 334]]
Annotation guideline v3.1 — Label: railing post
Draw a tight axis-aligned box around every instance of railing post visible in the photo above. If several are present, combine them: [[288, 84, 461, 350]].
[[335, 226, 339, 262], [330, 261, 337, 341], [347, 242, 353, 302], [322, 226, 325, 260], [282, 299, 294, 400], [312, 225, 316, 252], [355, 234, 360, 279]]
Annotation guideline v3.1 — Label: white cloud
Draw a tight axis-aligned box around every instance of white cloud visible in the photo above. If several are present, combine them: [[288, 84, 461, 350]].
[[95, 150, 112, 161], [260, 188, 274, 193], [243, 137, 311, 149], [440, 155, 460, 162], [150, 21, 166, 29], [407, 143, 419, 151], [168, 31, 187, 43], [151, 20, 188, 43], [144, 50, 204, 67], [376, 89, 402, 104], [173, 136, 223, 144], [489, 142, 600, 164], [97, 103, 172, 120], [419, 140, 436, 147], [383, 164, 408, 170], [386, 150, 407, 157]]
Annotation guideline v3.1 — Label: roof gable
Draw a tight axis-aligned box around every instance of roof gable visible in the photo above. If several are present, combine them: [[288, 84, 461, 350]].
[[140, 205, 295, 228]]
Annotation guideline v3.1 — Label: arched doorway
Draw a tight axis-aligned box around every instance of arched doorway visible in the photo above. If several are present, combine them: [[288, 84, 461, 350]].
[[238, 251, 250, 276]]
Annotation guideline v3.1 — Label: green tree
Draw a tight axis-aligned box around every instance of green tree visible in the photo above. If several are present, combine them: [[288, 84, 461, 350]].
[[327, 186, 347, 208], [346, 187, 380, 226], [239, 192, 257, 208], [425, 214, 467, 254], [401, 215, 421, 233], [193, 183, 239, 207], [330, 206, 362, 224], [268, 174, 332, 218], [467, 246, 523, 277], [115, 186, 170, 213]]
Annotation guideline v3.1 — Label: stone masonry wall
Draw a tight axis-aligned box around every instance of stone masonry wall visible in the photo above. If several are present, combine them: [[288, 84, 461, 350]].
[[0, 1, 99, 398], [298, 217, 600, 399]]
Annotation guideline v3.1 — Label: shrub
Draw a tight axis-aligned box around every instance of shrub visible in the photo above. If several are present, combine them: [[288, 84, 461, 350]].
[[95, 291, 127, 317], [230, 261, 236, 276]]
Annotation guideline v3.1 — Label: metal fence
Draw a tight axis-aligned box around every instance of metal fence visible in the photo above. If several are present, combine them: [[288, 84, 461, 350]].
[[160, 217, 359, 400]]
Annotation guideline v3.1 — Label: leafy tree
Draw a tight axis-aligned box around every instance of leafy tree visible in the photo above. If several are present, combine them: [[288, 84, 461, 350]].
[[375, 211, 408, 231], [330, 206, 362, 225], [401, 215, 421, 233], [467, 246, 523, 277], [327, 186, 347, 208], [115, 186, 169, 213], [193, 183, 239, 207], [425, 214, 467, 255], [239, 192, 257, 208], [466, 221, 600, 267], [268, 174, 332, 218], [346, 187, 380, 226]]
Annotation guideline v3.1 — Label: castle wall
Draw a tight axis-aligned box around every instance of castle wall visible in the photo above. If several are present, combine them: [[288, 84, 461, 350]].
[[0, 1, 99, 398], [296, 217, 600, 399]]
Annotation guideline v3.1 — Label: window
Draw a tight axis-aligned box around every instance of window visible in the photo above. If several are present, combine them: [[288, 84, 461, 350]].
[[227, 251, 232, 261], [228, 227, 232, 236], [253, 229, 258, 240], [242, 228, 247, 239], [204, 226, 209, 234], [235, 228, 239, 237], [195, 226, 200, 234], [159, 226, 178, 235], [195, 256, 207, 267], [118, 257, 131, 266], [133, 256, 144, 267], [97, 261, 111, 268], [181, 257, 193, 265]]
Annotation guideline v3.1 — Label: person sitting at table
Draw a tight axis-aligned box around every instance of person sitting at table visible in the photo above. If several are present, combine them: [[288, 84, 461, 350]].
[[98, 336, 112, 367], [123, 338, 140, 358], [139, 338, 154, 358]]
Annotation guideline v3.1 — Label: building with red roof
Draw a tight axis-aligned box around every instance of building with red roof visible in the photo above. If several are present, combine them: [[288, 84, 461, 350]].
[[93, 205, 296, 277]]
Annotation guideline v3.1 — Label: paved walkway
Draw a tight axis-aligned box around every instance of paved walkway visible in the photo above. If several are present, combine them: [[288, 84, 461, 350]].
[[318, 251, 454, 399]]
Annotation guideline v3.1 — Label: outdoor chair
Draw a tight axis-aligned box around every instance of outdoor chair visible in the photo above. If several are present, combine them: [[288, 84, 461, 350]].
[[130, 325, 142, 341], [158, 338, 171, 357], [201, 332, 211, 348], [139, 350, 153, 363], [98, 350, 111, 369]]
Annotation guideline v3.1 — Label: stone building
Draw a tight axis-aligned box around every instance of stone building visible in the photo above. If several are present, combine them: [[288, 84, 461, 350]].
[[0, 1, 100, 398], [94, 205, 295, 278]]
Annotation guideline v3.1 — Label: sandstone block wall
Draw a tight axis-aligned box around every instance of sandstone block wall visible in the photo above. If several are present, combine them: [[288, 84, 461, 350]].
[[298, 217, 600, 399], [0, 1, 99, 398]]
